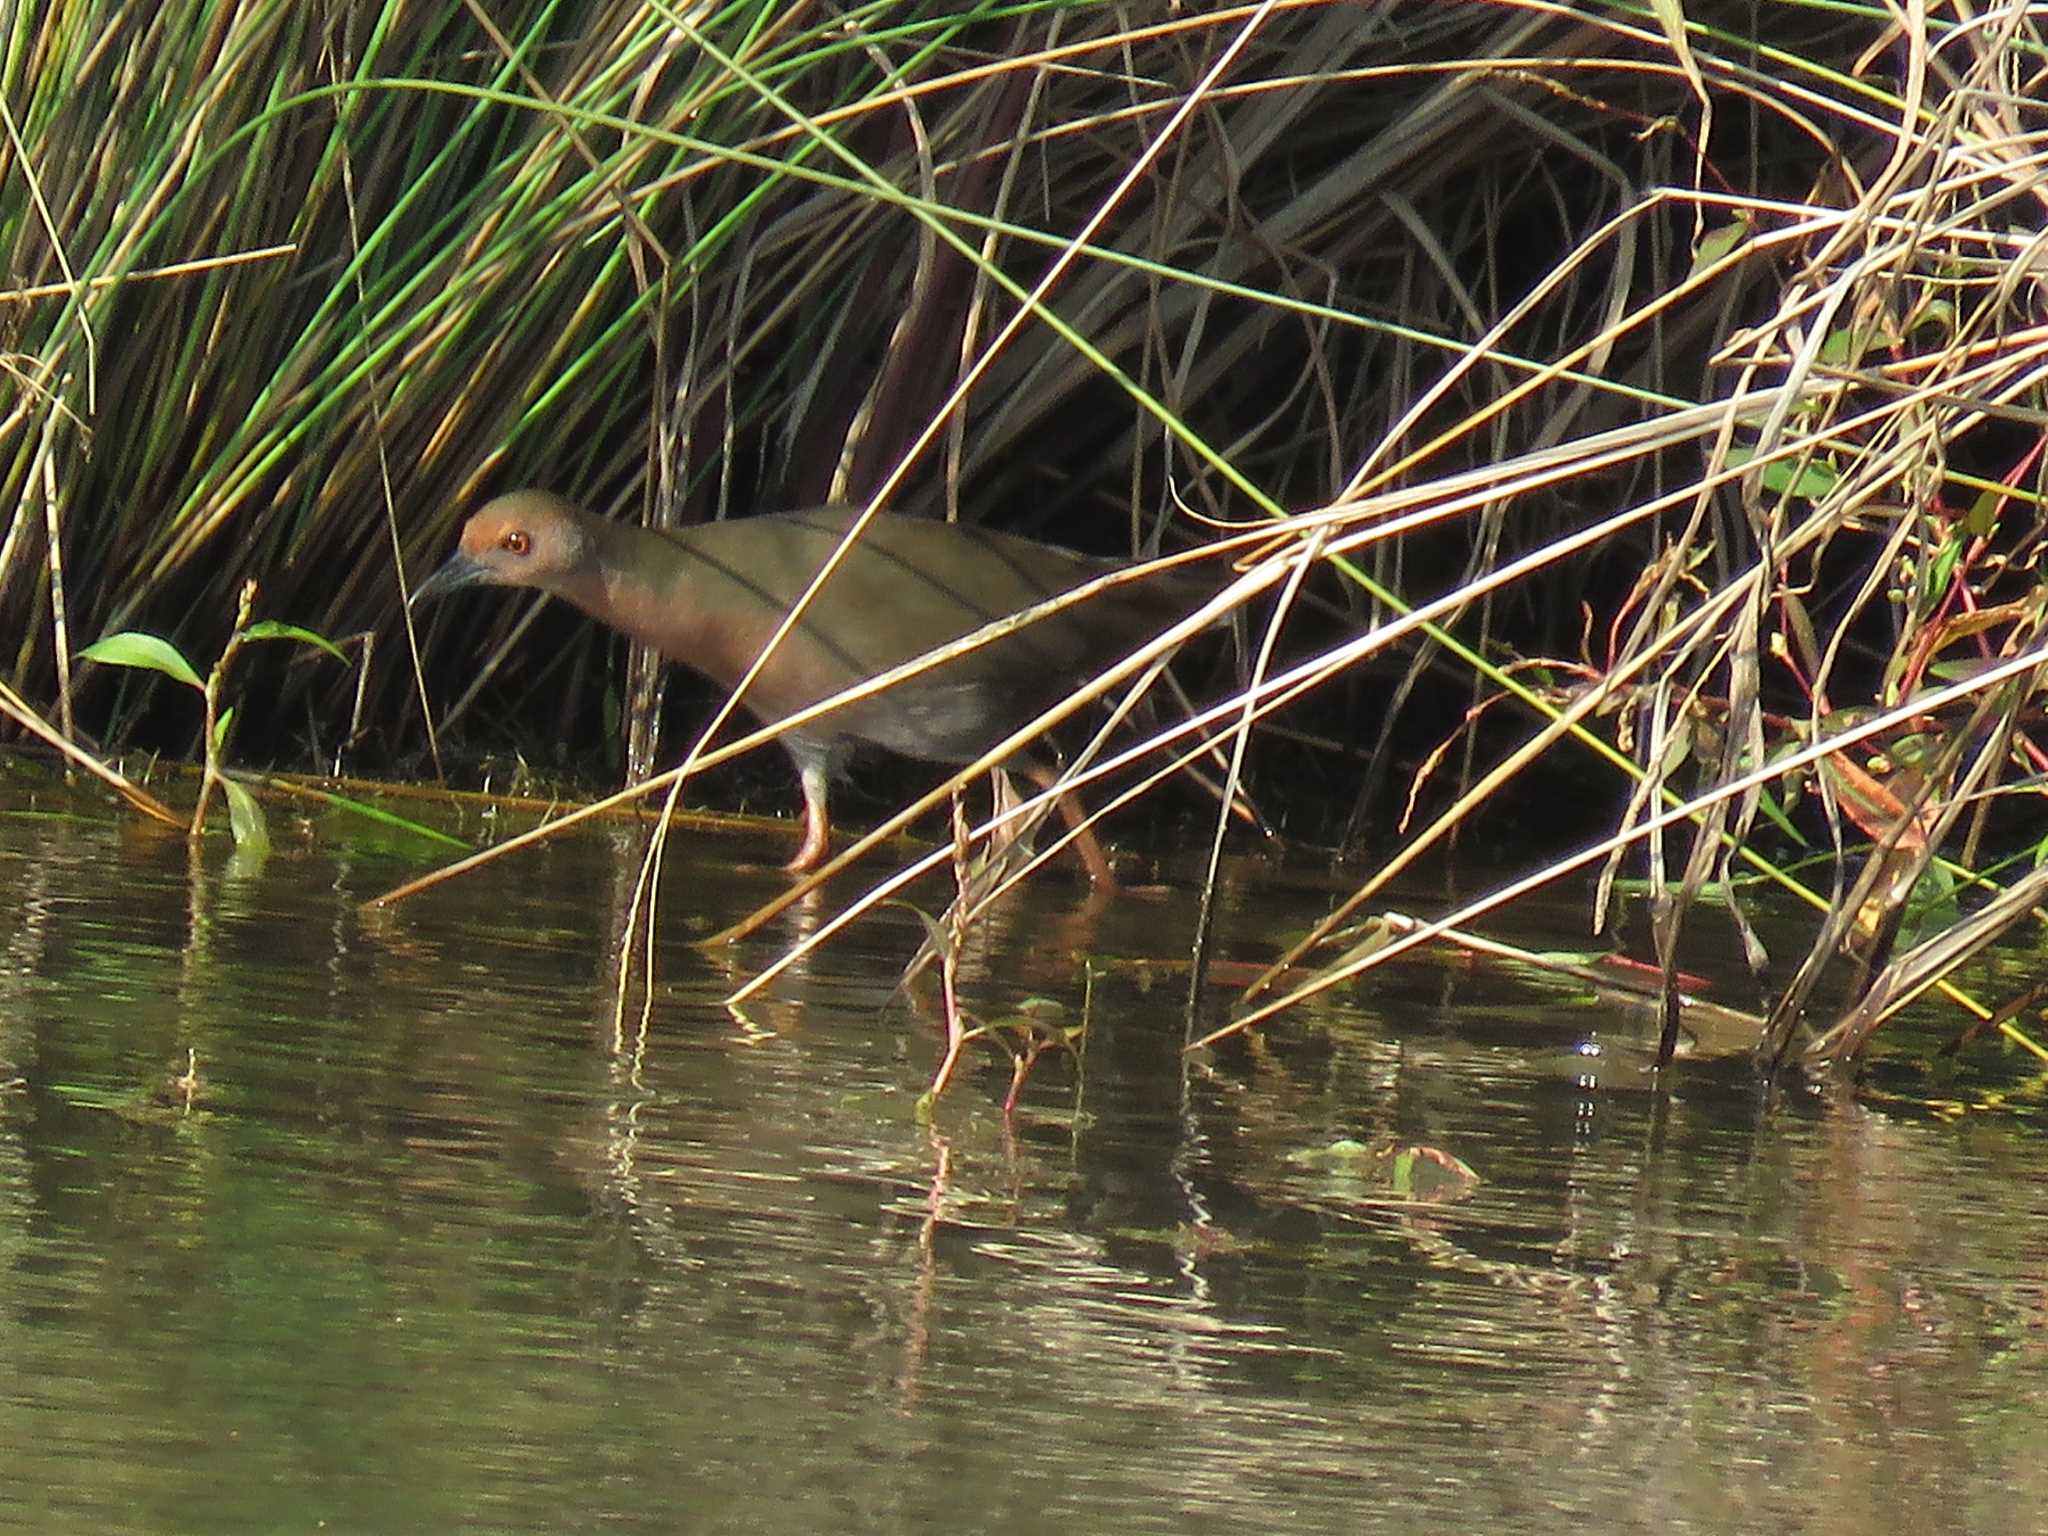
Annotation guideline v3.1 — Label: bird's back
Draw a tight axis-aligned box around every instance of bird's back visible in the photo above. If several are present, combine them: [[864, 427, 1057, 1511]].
[[622, 508, 1210, 763]]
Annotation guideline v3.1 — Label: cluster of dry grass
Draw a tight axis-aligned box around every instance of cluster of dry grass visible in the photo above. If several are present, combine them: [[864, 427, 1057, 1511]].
[[5, 1, 2048, 1073]]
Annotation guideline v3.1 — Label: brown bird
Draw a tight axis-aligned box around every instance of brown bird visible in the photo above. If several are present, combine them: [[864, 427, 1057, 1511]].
[[411, 490, 1210, 881]]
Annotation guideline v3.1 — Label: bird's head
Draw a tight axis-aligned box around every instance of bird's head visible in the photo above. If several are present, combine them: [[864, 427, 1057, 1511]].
[[410, 490, 596, 606]]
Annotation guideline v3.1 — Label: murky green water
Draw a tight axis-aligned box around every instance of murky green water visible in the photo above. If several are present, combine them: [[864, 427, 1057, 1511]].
[[2, 764, 2046, 1534]]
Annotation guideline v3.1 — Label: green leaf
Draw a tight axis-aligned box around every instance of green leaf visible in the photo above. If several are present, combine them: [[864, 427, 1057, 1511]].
[[1923, 535, 1963, 614], [1688, 215, 1750, 279], [1816, 323, 1863, 367], [888, 900, 949, 952], [77, 632, 203, 691], [1753, 786, 1807, 846], [1912, 298, 1957, 337], [1724, 444, 1841, 501], [1964, 485, 2001, 540], [219, 777, 271, 857], [211, 705, 235, 756], [251, 778, 469, 849], [243, 621, 348, 666]]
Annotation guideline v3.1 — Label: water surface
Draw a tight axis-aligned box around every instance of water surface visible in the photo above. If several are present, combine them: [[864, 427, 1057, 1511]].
[[2, 770, 2043, 1534]]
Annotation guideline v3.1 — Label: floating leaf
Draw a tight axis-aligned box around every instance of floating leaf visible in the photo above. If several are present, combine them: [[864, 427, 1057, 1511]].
[[253, 777, 468, 849], [1287, 1138, 1379, 1170], [77, 632, 203, 691]]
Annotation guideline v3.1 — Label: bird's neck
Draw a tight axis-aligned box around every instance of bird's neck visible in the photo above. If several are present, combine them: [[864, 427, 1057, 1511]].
[[554, 516, 769, 685], [548, 519, 677, 648]]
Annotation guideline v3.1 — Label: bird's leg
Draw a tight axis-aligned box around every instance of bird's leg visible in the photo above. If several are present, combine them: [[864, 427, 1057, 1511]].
[[1022, 763, 1118, 888], [785, 752, 834, 873]]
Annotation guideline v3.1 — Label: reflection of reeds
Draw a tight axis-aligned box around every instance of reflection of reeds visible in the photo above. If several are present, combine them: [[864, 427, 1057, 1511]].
[[10, 3, 2048, 1071]]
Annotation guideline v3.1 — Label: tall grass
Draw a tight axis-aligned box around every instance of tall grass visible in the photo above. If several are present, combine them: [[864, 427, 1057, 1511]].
[[6, 0, 2048, 1071]]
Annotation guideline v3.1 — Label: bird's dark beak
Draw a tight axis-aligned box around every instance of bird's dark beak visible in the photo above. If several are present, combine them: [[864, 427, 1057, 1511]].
[[409, 551, 489, 608]]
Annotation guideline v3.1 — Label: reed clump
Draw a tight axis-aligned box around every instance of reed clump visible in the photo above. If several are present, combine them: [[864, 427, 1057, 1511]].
[[5, 1, 2047, 1071]]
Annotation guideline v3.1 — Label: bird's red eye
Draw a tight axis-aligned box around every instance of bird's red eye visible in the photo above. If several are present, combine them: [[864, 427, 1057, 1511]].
[[500, 529, 531, 556]]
